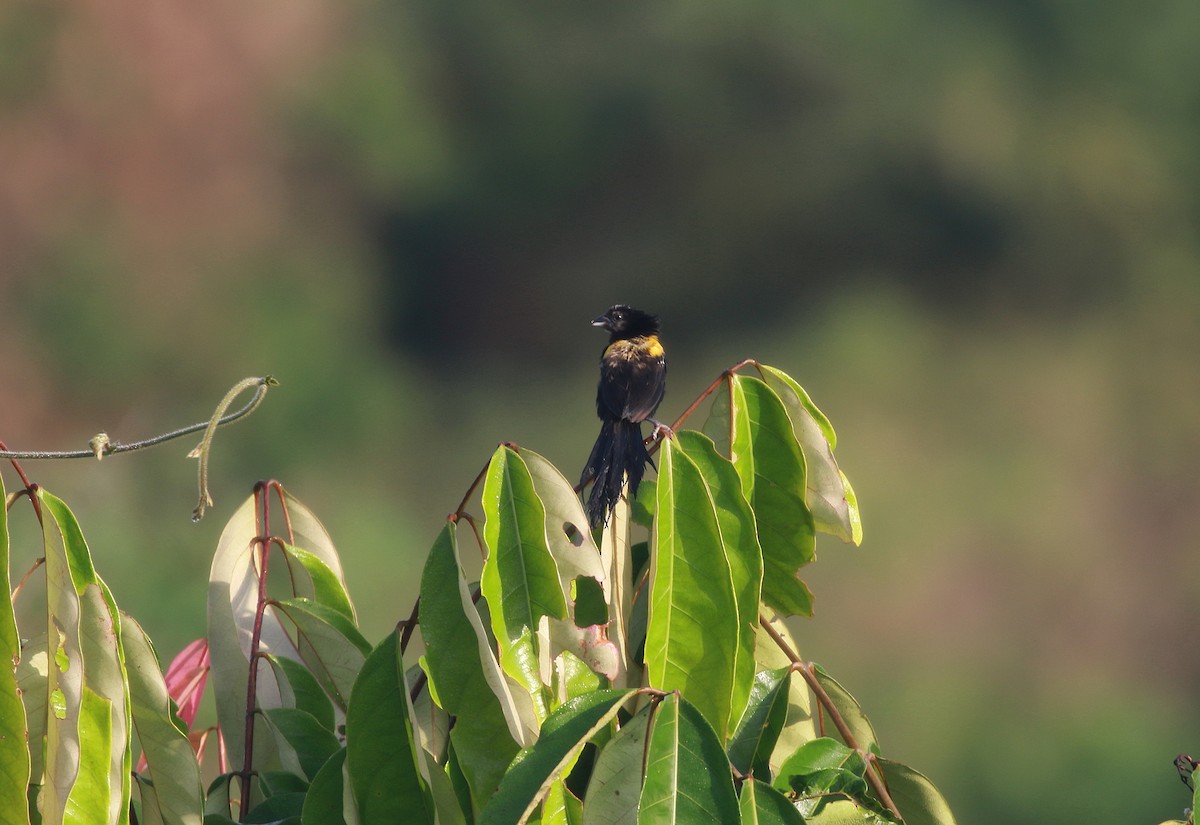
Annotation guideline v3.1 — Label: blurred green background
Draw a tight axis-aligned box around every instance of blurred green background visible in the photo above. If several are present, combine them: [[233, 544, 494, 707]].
[[3, 2, 1200, 822]]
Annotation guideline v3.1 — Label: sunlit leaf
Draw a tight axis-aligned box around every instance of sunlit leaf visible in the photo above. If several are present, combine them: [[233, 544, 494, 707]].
[[420, 522, 524, 811], [521, 448, 620, 684], [729, 375, 816, 617], [646, 435, 742, 737], [738, 778, 805, 825], [480, 446, 568, 725], [345, 632, 433, 824], [674, 430, 763, 728], [207, 494, 287, 790], [551, 650, 604, 707], [280, 544, 355, 622], [637, 694, 739, 825], [16, 635, 49, 786], [125, 615, 203, 825], [278, 489, 357, 623], [756, 366, 861, 545], [39, 489, 131, 825], [541, 780, 583, 825], [478, 689, 631, 825], [0, 475, 31, 824], [272, 598, 370, 711]]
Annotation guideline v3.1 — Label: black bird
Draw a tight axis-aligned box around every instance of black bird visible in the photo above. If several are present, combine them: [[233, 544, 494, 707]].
[[580, 305, 668, 529]]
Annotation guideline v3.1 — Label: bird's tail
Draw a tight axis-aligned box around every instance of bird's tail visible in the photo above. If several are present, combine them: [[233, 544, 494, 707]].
[[582, 419, 651, 529]]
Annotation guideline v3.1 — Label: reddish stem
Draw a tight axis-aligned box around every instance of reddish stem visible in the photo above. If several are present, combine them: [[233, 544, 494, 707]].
[[0, 440, 42, 523], [757, 615, 902, 820], [10, 556, 45, 603], [238, 481, 276, 820]]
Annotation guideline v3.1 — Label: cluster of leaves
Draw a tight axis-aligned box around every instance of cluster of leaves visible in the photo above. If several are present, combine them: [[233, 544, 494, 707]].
[[0, 362, 957, 824]]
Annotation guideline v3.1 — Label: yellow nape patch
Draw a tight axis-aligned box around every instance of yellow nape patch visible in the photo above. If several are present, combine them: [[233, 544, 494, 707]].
[[605, 335, 665, 360]]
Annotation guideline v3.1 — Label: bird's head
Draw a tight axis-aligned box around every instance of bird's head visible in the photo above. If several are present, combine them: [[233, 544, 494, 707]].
[[593, 305, 660, 339]]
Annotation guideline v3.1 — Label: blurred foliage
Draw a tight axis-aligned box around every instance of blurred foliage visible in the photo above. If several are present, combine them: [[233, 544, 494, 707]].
[[3, 1, 1200, 823]]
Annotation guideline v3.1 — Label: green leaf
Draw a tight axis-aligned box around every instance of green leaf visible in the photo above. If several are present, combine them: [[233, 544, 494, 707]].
[[774, 738, 885, 820], [0, 475, 31, 825], [737, 778, 805, 825], [207, 494, 283, 792], [264, 654, 336, 733], [244, 791, 305, 823], [541, 781, 583, 825], [521, 448, 620, 684], [729, 375, 816, 617], [301, 748, 348, 825], [208, 488, 357, 804], [579, 704, 651, 825], [876, 758, 957, 825], [425, 755, 468, 825], [272, 598, 370, 711], [16, 635, 49, 789], [638, 694, 740, 825], [646, 435, 743, 738], [551, 650, 604, 706], [754, 615, 816, 778], [280, 544, 355, 623], [345, 631, 433, 825], [728, 667, 792, 780], [420, 522, 524, 811], [124, 615, 203, 825], [263, 707, 341, 781], [480, 446, 569, 725], [673, 430, 763, 728], [756, 366, 862, 545], [260, 771, 309, 795], [203, 773, 236, 818], [811, 665, 878, 754], [478, 689, 632, 825], [38, 490, 132, 825], [631, 479, 656, 528], [277, 489, 358, 623], [410, 661, 450, 761]]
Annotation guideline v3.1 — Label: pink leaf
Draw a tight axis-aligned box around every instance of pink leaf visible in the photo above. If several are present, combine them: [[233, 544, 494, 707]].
[[163, 638, 211, 726]]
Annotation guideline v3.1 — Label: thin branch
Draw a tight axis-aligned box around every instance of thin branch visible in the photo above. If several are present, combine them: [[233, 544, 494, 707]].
[[191, 378, 280, 521], [0, 376, 276, 461], [455, 454, 495, 517], [0, 441, 42, 523], [758, 615, 903, 821], [238, 484, 274, 821], [10, 556, 45, 603]]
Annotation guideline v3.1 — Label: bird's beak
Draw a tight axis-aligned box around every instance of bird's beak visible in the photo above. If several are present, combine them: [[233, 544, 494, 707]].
[[592, 315, 609, 328]]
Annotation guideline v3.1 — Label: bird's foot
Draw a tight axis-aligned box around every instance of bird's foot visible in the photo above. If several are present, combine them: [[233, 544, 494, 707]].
[[647, 418, 674, 441]]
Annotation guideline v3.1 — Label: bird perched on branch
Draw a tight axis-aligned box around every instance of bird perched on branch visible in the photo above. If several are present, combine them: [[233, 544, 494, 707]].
[[580, 304, 668, 529]]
